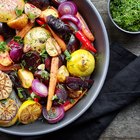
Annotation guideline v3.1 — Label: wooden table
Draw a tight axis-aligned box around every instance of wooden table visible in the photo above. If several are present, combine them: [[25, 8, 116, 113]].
[[91, 0, 140, 139]]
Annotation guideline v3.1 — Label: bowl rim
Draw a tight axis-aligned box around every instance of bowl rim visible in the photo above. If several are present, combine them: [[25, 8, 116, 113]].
[[108, 0, 140, 34], [0, 0, 110, 136]]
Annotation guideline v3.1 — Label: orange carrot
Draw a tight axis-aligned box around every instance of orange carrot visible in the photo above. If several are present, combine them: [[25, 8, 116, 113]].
[[76, 12, 95, 41], [16, 22, 34, 38], [47, 57, 59, 111], [64, 90, 87, 111], [47, 25, 67, 52]]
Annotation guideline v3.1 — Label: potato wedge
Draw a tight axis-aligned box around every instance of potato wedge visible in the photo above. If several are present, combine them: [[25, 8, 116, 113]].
[[0, 0, 25, 22], [7, 14, 28, 30]]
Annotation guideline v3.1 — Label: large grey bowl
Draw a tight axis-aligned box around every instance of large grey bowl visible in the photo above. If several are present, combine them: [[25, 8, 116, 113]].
[[0, 0, 109, 136]]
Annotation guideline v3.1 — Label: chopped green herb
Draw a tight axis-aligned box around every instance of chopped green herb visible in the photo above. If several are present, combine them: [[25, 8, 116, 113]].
[[52, 95, 58, 101], [15, 7, 23, 17], [110, 0, 140, 32], [17, 88, 24, 99], [41, 71, 50, 80], [28, 13, 36, 20], [14, 36, 23, 44], [64, 50, 71, 61], [0, 42, 7, 52], [70, 99, 75, 104]]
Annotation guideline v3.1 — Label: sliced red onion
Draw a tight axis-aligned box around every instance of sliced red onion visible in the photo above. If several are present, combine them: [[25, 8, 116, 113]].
[[58, 1, 78, 16], [61, 14, 82, 30], [31, 79, 48, 97], [43, 106, 65, 123]]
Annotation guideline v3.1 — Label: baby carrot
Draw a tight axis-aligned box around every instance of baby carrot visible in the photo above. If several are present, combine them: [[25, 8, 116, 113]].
[[47, 57, 59, 111]]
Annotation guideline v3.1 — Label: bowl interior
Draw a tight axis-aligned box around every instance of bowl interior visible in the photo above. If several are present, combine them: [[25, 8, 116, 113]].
[[0, 0, 109, 136], [108, 0, 140, 34]]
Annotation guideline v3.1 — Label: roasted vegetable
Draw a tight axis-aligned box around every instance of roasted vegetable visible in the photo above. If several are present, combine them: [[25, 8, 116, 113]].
[[66, 76, 93, 90], [7, 14, 28, 30], [24, 27, 51, 53], [47, 15, 71, 35], [0, 0, 25, 22], [0, 98, 18, 127], [21, 51, 41, 71], [40, 6, 59, 20], [0, 71, 13, 100], [24, 3, 41, 21], [57, 65, 69, 83], [67, 49, 95, 77], [18, 69, 34, 88]]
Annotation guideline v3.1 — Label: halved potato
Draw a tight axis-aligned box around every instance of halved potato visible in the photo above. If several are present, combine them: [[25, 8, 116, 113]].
[[24, 27, 51, 53], [7, 14, 28, 29], [0, 0, 25, 23]]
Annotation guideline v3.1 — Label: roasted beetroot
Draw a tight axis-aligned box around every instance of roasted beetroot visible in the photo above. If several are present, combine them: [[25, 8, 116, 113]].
[[21, 51, 41, 71], [27, 0, 50, 10], [66, 77, 94, 90]]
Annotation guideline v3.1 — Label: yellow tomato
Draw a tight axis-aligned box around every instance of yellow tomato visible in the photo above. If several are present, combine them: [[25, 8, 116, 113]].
[[67, 49, 95, 77]]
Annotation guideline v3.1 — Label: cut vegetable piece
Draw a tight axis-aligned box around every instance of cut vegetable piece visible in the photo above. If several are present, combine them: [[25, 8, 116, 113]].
[[64, 90, 87, 111], [7, 14, 28, 30], [0, 98, 18, 127], [0, 71, 12, 100], [18, 69, 34, 89], [0, 0, 25, 22], [58, 1, 78, 16], [24, 27, 51, 53], [43, 106, 65, 123], [46, 37, 61, 57], [16, 22, 34, 39], [18, 100, 42, 124], [24, 3, 41, 20], [47, 57, 59, 111], [32, 79, 48, 97]]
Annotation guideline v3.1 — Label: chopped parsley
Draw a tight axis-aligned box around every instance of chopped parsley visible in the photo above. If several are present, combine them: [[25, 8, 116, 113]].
[[41, 71, 49, 80], [28, 13, 36, 20], [110, 0, 140, 32], [14, 36, 23, 44], [15, 7, 23, 17], [0, 42, 7, 52]]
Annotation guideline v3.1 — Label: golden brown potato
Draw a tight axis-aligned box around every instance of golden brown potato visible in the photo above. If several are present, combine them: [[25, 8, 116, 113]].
[[7, 14, 28, 30], [0, 0, 25, 23]]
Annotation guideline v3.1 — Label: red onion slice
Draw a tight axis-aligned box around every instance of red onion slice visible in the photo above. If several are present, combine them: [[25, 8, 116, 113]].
[[58, 1, 78, 16], [31, 79, 48, 97], [43, 106, 65, 123], [61, 14, 82, 30]]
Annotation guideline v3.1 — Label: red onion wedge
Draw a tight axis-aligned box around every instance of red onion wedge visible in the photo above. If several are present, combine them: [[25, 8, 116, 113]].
[[31, 79, 48, 97], [61, 14, 82, 30], [43, 106, 65, 123], [58, 1, 78, 16]]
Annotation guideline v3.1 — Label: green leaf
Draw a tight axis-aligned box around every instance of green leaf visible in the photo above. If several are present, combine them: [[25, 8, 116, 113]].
[[0, 42, 7, 52], [14, 36, 23, 44], [28, 13, 36, 20], [15, 7, 23, 17]]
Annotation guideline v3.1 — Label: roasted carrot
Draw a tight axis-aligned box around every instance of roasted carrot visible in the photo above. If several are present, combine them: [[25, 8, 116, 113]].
[[16, 22, 34, 38], [64, 90, 87, 111], [47, 57, 59, 111], [76, 12, 95, 41]]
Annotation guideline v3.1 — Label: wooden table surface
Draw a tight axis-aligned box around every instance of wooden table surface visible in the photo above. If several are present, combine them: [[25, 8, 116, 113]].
[[91, 0, 140, 139]]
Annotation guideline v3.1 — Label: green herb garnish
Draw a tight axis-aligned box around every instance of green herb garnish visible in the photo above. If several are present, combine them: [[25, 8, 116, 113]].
[[41, 71, 50, 80], [15, 7, 23, 17], [28, 13, 36, 20], [70, 99, 75, 104], [110, 0, 140, 32], [14, 36, 23, 44], [0, 42, 7, 52], [17, 88, 24, 99]]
